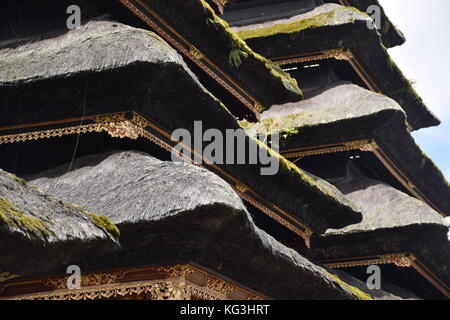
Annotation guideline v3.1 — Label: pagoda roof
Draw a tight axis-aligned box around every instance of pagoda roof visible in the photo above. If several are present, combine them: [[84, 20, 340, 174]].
[[234, 3, 439, 130], [0, 21, 362, 239], [310, 176, 450, 298], [18, 150, 370, 300], [218, 0, 404, 48], [0, 169, 119, 277], [115, 0, 302, 116], [339, 0, 405, 48], [241, 82, 450, 217], [327, 177, 447, 235]]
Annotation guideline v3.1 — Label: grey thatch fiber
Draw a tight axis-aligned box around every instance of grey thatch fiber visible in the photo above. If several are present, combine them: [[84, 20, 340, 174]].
[[327, 177, 447, 235], [30, 150, 368, 300], [233, 3, 371, 34], [31, 151, 245, 227], [0, 169, 119, 276], [242, 81, 403, 136], [0, 20, 200, 86]]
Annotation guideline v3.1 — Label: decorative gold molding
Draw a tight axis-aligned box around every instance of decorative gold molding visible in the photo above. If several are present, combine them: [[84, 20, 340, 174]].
[[0, 272, 18, 283], [189, 45, 204, 60], [274, 49, 353, 65], [1, 264, 265, 300], [41, 271, 127, 290], [379, 254, 416, 268], [153, 265, 195, 279], [235, 182, 249, 193], [254, 102, 264, 113], [281, 139, 375, 159], [323, 253, 416, 269], [204, 278, 235, 296]]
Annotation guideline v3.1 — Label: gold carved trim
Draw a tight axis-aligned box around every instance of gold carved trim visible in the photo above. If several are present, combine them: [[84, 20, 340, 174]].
[[204, 278, 235, 296], [274, 49, 354, 65], [323, 253, 416, 269], [189, 46, 204, 60], [0, 272, 18, 283], [235, 182, 249, 193], [1, 264, 265, 300], [0, 112, 145, 145], [41, 271, 127, 290], [282, 139, 377, 159]]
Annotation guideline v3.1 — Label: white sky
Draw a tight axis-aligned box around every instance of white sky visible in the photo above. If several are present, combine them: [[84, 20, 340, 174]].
[[378, 1, 450, 236], [379, 0, 450, 180]]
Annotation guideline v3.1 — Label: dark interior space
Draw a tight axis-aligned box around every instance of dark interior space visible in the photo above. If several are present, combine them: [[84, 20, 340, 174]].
[[294, 151, 413, 197], [0, 0, 148, 46], [0, 132, 172, 177], [222, 0, 326, 26], [281, 59, 369, 98], [244, 201, 309, 254], [342, 264, 448, 300]]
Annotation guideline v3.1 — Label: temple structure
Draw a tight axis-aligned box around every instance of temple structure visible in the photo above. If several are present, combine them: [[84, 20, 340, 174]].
[[0, 0, 448, 300]]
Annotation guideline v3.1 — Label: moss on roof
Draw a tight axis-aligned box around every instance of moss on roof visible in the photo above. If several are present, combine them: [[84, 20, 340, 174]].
[[239, 82, 404, 137], [199, 0, 302, 97], [328, 272, 373, 300], [64, 202, 120, 239], [251, 135, 358, 212], [237, 6, 368, 40], [0, 197, 50, 239]]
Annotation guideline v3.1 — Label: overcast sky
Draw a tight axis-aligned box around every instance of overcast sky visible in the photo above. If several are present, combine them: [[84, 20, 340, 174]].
[[378, 0, 450, 230], [379, 0, 450, 181]]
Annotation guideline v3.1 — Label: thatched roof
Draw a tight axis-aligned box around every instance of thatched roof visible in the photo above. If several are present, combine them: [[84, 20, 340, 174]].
[[29, 150, 372, 300], [129, 0, 302, 108], [310, 177, 450, 292], [327, 177, 447, 235], [0, 21, 361, 233], [30, 151, 245, 227], [0, 169, 119, 277], [241, 82, 450, 217], [242, 81, 404, 136], [234, 3, 439, 130], [344, 0, 405, 48], [0, 20, 199, 85], [220, 0, 404, 48]]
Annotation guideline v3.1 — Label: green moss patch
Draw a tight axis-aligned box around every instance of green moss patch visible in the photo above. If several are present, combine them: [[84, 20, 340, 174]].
[[328, 273, 373, 300], [237, 6, 366, 40], [0, 197, 49, 239], [64, 202, 120, 239], [199, 0, 302, 97]]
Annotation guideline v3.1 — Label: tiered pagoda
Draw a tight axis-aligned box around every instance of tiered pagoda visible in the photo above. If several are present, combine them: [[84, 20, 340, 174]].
[[0, 0, 448, 300]]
